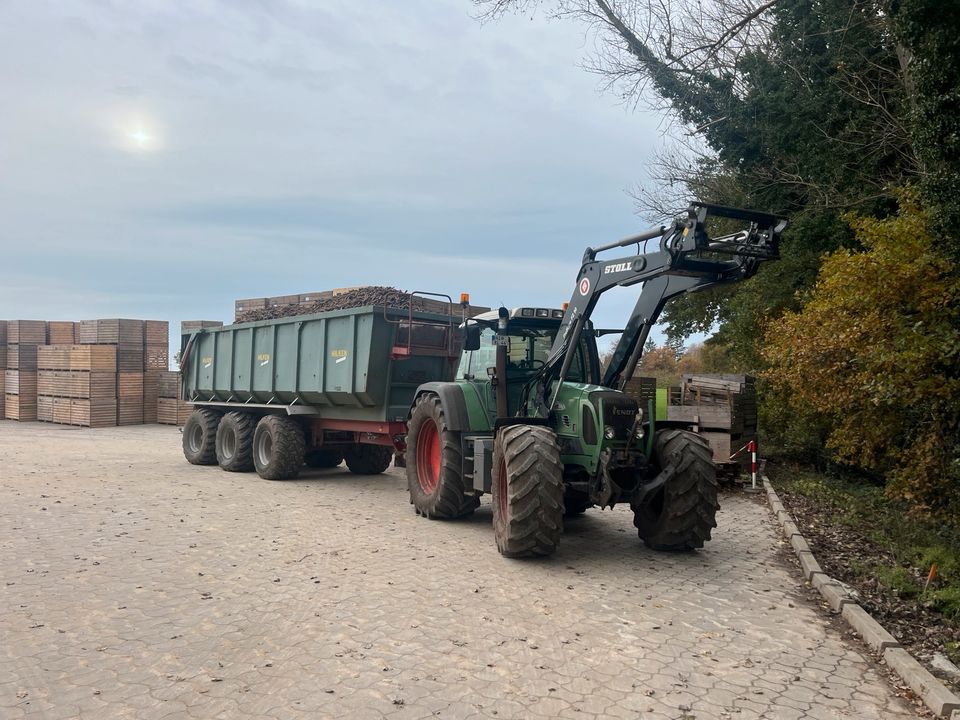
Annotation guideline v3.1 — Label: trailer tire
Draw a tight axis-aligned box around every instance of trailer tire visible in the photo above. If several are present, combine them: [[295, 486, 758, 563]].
[[252, 415, 305, 481], [214, 411, 256, 472], [182, 408, 222, 466], [343, 445, 392, 475], [305, 449, 344, 469], [492, 425, 564, 558], [405, 394, 479, 519], [564, 495, 593, 517], [632, 429, 718, 550]]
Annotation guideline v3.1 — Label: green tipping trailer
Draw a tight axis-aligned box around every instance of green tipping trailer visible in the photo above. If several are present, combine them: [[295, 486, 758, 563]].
[[179, 303, 463, 480]]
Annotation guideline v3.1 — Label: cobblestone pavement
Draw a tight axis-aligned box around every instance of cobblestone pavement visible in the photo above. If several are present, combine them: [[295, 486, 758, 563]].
[[0, 422, 916, 719]]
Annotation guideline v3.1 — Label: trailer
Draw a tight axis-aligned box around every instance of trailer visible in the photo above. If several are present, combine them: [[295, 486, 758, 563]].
[[179, 301, 464, 479]]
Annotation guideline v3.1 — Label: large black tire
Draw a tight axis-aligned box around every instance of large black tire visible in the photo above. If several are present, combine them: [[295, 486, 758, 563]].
[[215, 411, 256, 472], [182, 408, 222, 465], [404, 394, 479, 519], [632, 429, 719, 550], [252, 415, 305, 481], [492, 425, 564, 558], [305, 449, 344, 469], [343, 445, 393, 475]]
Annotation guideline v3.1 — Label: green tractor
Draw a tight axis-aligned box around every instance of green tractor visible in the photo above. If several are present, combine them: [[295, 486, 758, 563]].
[[404, 202, 787, 557]]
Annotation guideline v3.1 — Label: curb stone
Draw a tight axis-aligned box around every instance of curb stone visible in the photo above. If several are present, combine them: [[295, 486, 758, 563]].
[[763, 476, 960, 719]]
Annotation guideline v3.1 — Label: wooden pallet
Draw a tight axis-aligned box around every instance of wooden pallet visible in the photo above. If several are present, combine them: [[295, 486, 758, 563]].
[[47, 321, 77, 344], [7, 320, 46, 345], [157, 397, 192, 425], [6, 344, 38, 370], [144, 320, 169, 345]]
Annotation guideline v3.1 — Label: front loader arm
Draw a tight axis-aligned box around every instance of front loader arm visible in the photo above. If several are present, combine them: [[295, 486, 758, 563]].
[[532, 202, 787, 412]]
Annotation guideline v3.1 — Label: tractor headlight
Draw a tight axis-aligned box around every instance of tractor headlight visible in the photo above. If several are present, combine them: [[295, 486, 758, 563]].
[[604, 426, 616, 440], [635, 425, 645, 440]]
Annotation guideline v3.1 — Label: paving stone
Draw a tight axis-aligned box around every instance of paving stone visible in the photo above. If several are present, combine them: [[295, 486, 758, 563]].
[[0, 423, 918, 720]]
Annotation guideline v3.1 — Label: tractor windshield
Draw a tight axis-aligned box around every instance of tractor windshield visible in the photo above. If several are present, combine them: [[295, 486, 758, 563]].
[[457, 326, 587, 382]]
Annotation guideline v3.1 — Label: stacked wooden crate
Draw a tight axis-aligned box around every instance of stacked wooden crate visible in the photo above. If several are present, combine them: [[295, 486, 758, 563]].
[[157, 371, 191, 425], [36, 345, 118, 427], [0, 322, 5, 419], [5, 320, 46, 421], [667, 374, 757, 470], [142, 320, 169, 423], [47, 321, 78, 344], [79, 319, 145, 425], [622, 376, 658, 415]]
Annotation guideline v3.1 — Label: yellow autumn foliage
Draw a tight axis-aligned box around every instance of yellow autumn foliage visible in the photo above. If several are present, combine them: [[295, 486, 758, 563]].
[[762, 191, 960, 515]]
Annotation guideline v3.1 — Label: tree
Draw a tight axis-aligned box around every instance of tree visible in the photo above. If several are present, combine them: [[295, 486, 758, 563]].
[[761, 192, 960, 515]]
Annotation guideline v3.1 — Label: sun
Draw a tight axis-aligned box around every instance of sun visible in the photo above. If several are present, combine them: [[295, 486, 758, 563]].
[[128, 127, 151, 148]]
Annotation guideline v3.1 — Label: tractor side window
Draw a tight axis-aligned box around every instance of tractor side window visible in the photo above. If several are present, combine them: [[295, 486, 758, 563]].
[[457, 328, 497, 379]]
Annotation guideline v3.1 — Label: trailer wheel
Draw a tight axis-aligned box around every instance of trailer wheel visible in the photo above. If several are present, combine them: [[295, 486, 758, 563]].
[[632, 429, 718, 550], [215, 411, 256, 472], [344, 445, 392, 475], [563, 494, 593, 517], [305, 449, 344, 469], [182, 408, 222, 465], [252, 415, 305, 481], [405, 394, 479, 519], [492, 425, 564, 558]]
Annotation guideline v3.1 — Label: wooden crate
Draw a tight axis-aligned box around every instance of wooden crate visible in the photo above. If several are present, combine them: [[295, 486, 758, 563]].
[[0, 370, 4, 419], [53, 396, 72, 424], [7, 320, 46, 345], [143, 370, 160, 423], [36, 371, 115, 399], [0, 321, 5, 348], [157, 371, 180, 399], [144, 320, 169, 345], [622, 376, 657, 412], [117, 344, 144, 373], [37, 345, 70, 370], [78, 320, 99, 344], [0, 343, 5, 371], [4, 370, 36, 396], [181, 320, 223, 334], [70, 399, 117, 428], [298, 291, 334, 305], [117, 396, 143, 425], [144, 345, 168, 370], [69, 345, 117, 372], [47, 321, 77, 344], [97, 319, 144, 345], [37, 396, 53, 422], [5, 393, 37, 421], [117, 372, 144, 398], [157, 397, 192, 425], [7, 344, 38, 370], [701, 431, 757, 467], [234, 298, 267, 317], [667, 404, 745, 433]]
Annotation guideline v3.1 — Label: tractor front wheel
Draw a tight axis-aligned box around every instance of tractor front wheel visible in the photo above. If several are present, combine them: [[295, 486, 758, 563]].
[[632, 429, 718, 550], [492, 425, 564, 558], [405, 394, 479, 519]]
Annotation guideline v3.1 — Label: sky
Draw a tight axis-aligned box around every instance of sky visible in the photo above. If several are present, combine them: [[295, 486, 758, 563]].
[[0, 0, 673, 362]]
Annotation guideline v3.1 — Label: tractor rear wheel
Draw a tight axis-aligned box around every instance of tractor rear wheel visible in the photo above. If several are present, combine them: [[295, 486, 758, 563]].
[[632, 429, 718, 550], [305, 449, 344, 469], [405, 394, 479, 519], [215, 411, 256, 472], [344, 445, 393, 475], [182, 408, 222, 465], [492, 425, 564, 558], [252, 415, 305, 481]]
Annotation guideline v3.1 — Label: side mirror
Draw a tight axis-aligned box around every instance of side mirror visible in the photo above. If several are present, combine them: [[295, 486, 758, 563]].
[[463, 324, 481, 351]]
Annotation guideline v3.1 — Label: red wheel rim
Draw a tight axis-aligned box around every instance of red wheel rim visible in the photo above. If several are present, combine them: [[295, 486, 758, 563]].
[[497, 455, 508, 519], [416, 419, 441, 494]]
